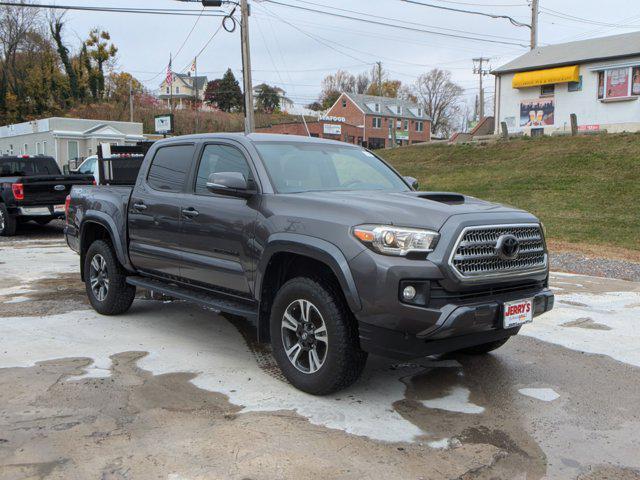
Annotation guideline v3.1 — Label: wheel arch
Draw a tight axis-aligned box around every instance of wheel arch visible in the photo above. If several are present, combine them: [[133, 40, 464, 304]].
[[79, 213, 132, 280], [255, 233, 362, 342]]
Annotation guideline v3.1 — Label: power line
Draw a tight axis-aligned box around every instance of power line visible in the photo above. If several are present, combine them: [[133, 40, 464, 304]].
[[0, 2, 227, 17], [400, 0, 530, 28], [260, 0, 528, 47], [275, 0, 526, 42]]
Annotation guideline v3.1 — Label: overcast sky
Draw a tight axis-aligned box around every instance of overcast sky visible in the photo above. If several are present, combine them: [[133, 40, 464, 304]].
[[55, 0, 640, 109]]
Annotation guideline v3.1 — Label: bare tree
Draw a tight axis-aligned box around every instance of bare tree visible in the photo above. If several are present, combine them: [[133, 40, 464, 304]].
[[355, 72, 369, 94], [0, 1, 40, 112], [318, 69, 356, 109], [415, 68, 464, 137]]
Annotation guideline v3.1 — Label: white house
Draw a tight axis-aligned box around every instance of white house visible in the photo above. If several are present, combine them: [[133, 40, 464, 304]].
[[493, 31, 640, 135], [0, 118, 145, 168]]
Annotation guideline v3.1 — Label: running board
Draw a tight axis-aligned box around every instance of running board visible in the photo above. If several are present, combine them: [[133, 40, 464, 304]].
[[126, 276, 258, 321]]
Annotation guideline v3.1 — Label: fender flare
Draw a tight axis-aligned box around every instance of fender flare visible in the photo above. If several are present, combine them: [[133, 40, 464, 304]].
[[255, 233, 362, 313], [80, 211, 134, 273]]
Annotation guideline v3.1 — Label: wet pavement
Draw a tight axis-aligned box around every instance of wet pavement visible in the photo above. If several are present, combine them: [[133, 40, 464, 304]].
[[1, 233, 639, 479]]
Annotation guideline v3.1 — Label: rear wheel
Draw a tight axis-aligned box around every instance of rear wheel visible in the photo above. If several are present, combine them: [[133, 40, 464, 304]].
[[0, 204, 17, 236], [457, 337, 511, 355], [270, 276, 367, 395], [84, 240, 136, 315]]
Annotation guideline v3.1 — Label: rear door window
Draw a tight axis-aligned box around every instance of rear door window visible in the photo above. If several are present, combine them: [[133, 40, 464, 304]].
[[0, 158, 61, 176], [147, 144, 195, 193]]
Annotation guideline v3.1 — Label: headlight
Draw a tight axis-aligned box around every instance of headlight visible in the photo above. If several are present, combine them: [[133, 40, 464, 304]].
[[353, 225, 439, 256]]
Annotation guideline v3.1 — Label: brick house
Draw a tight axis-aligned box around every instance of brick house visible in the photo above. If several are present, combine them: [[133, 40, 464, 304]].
[[258, 93, 431, 148]]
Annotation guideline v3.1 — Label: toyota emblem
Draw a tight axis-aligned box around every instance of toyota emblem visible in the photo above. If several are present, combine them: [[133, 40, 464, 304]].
[[495, 234, 520, 260]]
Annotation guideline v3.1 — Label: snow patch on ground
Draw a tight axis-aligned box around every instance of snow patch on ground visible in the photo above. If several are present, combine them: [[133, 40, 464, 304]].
[[521, 288, 640, 368], [0, 305, 428, 443], [518, 388, 560, 402], [421, 387, 484, 414]]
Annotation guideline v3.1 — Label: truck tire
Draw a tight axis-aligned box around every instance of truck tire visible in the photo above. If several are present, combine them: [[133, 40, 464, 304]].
[[269, 276, 368, 395], [0, 204, 17, 236], [457, 337, 511, 355], [84, 240, 136, 315]]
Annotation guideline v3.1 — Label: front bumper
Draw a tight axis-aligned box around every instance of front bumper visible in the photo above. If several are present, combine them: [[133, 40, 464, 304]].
[[358, 289, 554, 359], [348, 247, 554, 359]]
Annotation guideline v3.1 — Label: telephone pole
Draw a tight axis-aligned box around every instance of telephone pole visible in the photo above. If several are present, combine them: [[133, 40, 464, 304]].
[[376, 61, 383, 95], [530, 0, 539, 49], [240, 0, 255, 133], [129, 76, 134, 123], [473, 57, 490, 120]]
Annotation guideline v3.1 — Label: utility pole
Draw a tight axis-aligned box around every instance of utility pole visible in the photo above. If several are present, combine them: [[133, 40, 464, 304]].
[[473, 57, 490, 120], [530, 0, 539, 50], [240, 0, 255, 133], [194, 57, 199, 134], [376, 61, 383, 95], [129, 76, 134, 123]]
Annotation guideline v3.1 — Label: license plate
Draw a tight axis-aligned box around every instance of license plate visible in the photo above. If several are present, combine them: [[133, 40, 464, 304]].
[[503, 299, 533, 329], [53, 204, 65, 212]]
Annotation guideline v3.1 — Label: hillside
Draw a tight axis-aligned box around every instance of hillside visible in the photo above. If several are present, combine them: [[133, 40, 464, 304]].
[[379, 134, 640, 254]]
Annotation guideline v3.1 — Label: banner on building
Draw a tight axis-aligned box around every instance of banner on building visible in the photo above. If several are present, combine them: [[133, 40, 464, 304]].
[[323, 124, 341, 135], [520, 98, 554, 127]]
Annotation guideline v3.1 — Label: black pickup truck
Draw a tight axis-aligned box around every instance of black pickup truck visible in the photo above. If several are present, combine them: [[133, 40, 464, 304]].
[[65, 133, 554, 394], [0, 155, 93, 236]]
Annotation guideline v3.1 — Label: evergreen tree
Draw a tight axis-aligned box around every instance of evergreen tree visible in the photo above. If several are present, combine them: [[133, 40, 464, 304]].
[[204, 68, 243, 112]]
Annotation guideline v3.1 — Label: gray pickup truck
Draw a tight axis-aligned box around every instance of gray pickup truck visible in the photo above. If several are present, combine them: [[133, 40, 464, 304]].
[[65, 133, 554, 394]]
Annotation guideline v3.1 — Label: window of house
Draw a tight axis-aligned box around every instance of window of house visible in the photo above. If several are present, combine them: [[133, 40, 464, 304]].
[[43, 141, 47, 155], [147, 144, 195, 193], [195, 144, 253, 195], [598, 66, 640, 100], [404, 120, 409, 131], [372, 117, 382, 128], [540, 84, 555, 96], [9, 144, 13, 155], [176, 86, 180, 94], [36, 142, 41, 155], [342, 99, 347, 108], [396, 120, 402, 129], [374, 103, 380, 113], [166, 87, 169, 94], [417, 107, 423, 117], [416, 121, 424, 132], [396, 106, 402, 115], [568, 75, 582, 92]]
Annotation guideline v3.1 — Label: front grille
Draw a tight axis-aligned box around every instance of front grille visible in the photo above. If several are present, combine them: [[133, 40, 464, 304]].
[[450, 224, 547, 279]]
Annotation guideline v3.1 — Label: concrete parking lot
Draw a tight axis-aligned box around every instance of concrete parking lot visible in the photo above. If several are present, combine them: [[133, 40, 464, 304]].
[[1, 223, 639, 480]]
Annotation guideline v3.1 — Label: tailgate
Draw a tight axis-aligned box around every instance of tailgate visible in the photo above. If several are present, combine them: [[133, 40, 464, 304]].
[[18, 175, 94, 206]]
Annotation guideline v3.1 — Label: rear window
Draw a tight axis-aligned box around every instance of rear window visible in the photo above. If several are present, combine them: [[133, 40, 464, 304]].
[[147, 144, 195, 193], [0, 157, 61, 176]]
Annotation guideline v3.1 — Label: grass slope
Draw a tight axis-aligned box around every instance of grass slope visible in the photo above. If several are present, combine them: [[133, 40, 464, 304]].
[[379, 134, 640, 252]]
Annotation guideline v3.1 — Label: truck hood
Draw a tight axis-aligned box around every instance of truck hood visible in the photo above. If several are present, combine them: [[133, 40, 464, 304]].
[[285, 190, 526, 230]]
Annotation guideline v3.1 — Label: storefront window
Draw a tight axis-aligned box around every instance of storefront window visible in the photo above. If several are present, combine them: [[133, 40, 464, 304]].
[[632, 67, 640, 96], [606, 68, 629, 98]]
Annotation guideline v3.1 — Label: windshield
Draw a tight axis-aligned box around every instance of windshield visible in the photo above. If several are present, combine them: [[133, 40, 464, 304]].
[[0, 157, 61, 177], [254, 142, 409, 193]]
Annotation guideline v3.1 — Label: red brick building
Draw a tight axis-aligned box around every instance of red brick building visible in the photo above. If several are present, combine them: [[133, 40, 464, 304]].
[[257, 93, 431, 149]]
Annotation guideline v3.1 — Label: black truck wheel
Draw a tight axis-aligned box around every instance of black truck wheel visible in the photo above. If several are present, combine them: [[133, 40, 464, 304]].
[[84, 240, 136, 315], [270, 276, 368, 395], [457, 337, 511, 355], [0, 204, 17, 236]]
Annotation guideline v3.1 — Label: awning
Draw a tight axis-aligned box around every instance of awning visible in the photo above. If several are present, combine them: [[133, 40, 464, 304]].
[[512, 65, 580, 88]]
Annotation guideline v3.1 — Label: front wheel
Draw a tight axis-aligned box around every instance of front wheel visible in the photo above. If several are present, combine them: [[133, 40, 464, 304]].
[[270, 276, 367, 395], [84, 240, 136, 315]]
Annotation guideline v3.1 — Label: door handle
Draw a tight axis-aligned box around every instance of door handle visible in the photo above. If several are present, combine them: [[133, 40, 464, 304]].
[[181, 207, 199, 218], [132, 202, 147, 211]]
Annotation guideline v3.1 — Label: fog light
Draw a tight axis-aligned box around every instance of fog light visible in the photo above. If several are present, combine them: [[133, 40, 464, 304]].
[[402, 285, 417, 301]]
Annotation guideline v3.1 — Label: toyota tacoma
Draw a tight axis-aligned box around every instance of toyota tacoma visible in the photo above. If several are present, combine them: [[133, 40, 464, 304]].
[[65, 134, 554, 394]]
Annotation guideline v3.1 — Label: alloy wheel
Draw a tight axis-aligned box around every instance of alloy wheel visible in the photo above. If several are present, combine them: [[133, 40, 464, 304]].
[[281, 299, 328, 374], [0, 209, 4, 233], [89, 254, 110, 302]]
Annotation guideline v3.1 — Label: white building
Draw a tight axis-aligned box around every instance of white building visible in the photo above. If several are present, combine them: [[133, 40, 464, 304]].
[[493, 31, 640, 136], [0, 118, 145, 168]]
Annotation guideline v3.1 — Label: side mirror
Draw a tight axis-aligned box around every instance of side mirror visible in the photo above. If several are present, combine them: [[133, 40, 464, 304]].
[[404, 176, 419, 190], [206, 172, 254, 197]]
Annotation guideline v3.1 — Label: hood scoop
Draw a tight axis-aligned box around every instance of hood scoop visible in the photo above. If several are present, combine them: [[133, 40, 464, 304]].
[[416, 192, 466, 205]]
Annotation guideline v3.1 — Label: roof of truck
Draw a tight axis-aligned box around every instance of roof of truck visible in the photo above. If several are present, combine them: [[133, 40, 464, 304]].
[[154, 132, 357, 147]]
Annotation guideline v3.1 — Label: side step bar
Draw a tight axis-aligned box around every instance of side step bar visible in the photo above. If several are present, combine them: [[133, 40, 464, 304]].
[[126, 276, 258, 321]]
